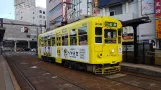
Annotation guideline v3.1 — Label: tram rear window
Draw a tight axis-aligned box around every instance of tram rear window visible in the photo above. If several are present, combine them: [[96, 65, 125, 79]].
[[95, 27, 102, 35]]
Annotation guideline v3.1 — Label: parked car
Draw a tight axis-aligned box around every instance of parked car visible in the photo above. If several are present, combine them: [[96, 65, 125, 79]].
[[31, 48, 36, 52]]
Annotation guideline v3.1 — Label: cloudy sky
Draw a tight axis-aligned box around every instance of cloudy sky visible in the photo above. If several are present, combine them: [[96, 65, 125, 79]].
[[0, 0, 46, 20]]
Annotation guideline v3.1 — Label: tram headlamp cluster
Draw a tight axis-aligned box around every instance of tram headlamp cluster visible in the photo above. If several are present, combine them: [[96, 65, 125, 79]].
[[111, 49, 115, 53]]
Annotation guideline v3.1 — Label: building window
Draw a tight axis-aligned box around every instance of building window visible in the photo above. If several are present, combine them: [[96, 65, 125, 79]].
[[43, 11, 45, 14], [39, 10, 42, 13], [49, 0, 52, 3], [43, 16, 45, 19], [109, 4, 122, 16], [39, 15, 42, 18], [110, 11, 115, 16], [33, 12, 34, 14], [39, 20, 42, 24], [49, 3, 62, 14], [21, 16, 23, 20], [50, 16, 62, 25], [33, 17, 35, 19]]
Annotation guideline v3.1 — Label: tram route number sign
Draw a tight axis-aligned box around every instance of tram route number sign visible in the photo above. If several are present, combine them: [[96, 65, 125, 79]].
[[156, 20, 161, 39]]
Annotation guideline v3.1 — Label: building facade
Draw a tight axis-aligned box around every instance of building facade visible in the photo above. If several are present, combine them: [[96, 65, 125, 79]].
[[66, 0, 93, 23], [2, 18, 41, 51], [15, 0, 46, 33], [46, 0, 93, 30], [46, 0, 63, 30], [97, 0, 159, 48]]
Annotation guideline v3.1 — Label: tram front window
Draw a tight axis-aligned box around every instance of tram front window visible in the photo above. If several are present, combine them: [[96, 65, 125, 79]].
[[104, 29, 116, 43]]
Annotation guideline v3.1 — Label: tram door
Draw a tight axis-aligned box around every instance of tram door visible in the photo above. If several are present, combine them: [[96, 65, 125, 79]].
[[47, 36, 51, 56], [56, 33, 62, 63]]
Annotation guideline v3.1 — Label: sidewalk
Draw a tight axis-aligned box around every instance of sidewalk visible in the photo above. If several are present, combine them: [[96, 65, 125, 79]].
[[121, 62, 161, 77], [0, 55, 21, 90]]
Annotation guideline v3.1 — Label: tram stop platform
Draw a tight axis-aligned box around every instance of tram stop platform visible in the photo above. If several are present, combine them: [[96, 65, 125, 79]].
[[0, 55, 20, 90], [121, 62, 161, 77]]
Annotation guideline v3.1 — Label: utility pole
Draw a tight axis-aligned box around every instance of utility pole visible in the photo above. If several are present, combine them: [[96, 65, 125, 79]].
[[0, 18, 5, 54]]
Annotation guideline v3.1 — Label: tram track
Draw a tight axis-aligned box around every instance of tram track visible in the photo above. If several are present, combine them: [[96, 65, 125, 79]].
[[12, 63, 37, 90], [4, 52, 161, 90], [121, 71, 161, 82], [99, 74, 148, 90], [5, 53, 87, 90], [99, 71, 161, 90]]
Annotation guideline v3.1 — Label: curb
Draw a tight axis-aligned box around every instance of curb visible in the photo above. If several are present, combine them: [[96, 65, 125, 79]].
[[3, 56, 21, 90], [121, 65, 161, 77]]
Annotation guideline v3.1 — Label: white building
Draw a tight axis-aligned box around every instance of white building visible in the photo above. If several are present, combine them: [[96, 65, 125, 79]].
[[97, 0, 159, 48], [14, 0, 46, 33]]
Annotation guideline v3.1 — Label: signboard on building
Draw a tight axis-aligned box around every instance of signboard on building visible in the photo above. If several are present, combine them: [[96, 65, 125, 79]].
[[122, 26, 134, 42], [155, 0, 161, 39], [21, 26, 29, 33], [155, 0, 161, 18], [156, 20, 161, 38], [141, 0, 154, 15], [93, 0, 100, 15]]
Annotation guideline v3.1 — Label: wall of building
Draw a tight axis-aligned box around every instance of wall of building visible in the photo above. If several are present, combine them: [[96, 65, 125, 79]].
[[46, 0, 63, 30], [98, 0, 156, 44], [67, 0, 93, 22], [15, 0, 46, 33], [3, 18, 39, 41]]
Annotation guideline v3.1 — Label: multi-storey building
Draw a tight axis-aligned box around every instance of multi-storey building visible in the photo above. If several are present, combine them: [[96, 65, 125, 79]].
[[46, 0, 64, 30], [2, 18, 40, 51], [66, 0, 93, 23], [46, 0, 93, 30], [14, 0, 46, 33]]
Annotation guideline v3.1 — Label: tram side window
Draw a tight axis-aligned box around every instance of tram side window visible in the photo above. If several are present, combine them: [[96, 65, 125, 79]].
[[70, 29, 77, 45], [48, 38, 51, 46], [95, 27, 102, 43], [62, 33, 68, 46], [56, 36, 60, 46], [78, 26, 87, 45], [118, 29, 122, 43], [41, 37, 44, 46], [52, 37, 55, 46], [44, 37, 47, 46]]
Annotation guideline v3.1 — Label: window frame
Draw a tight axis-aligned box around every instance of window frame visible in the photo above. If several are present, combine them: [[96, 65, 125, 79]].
[[70, 29, 77, 45], [95, 27, 102, 43]]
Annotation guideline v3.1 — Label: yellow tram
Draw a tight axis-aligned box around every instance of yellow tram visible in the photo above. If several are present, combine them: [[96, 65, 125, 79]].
[[38, 16, 123, 74]]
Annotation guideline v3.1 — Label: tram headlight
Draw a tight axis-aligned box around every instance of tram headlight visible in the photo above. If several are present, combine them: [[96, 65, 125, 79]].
[[111, 49, 115, 53]]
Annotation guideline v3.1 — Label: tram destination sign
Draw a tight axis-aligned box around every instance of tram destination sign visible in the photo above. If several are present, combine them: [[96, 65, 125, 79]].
[[104, 22, 117, 27]]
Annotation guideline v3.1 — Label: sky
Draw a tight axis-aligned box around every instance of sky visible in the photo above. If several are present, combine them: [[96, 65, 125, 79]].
[[0, 0, 46, 20]]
